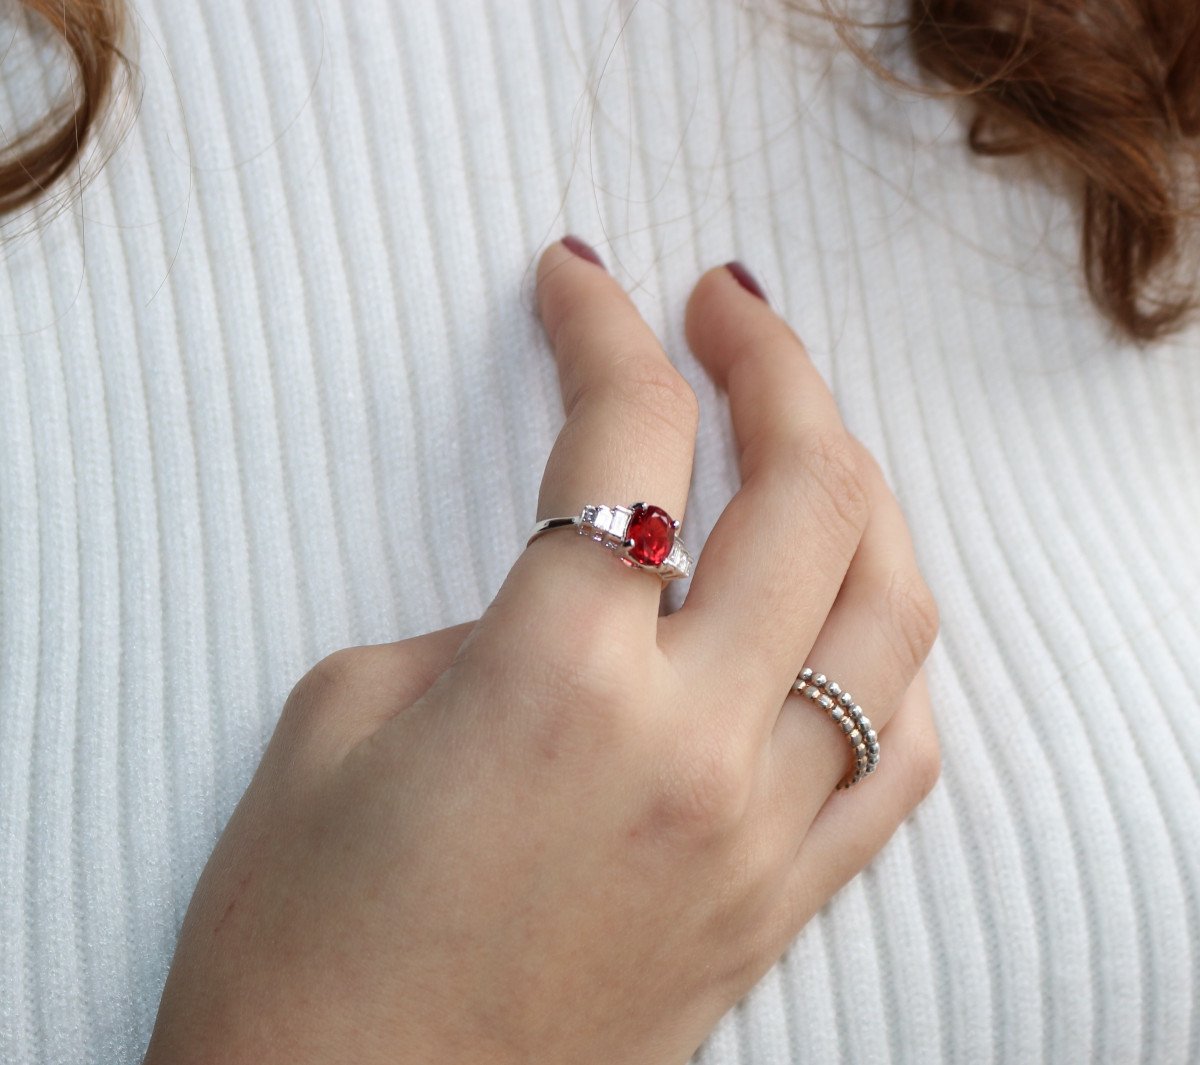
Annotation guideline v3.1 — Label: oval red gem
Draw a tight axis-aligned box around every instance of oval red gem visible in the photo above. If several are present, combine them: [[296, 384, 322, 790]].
[[626, 505, 674, 566]]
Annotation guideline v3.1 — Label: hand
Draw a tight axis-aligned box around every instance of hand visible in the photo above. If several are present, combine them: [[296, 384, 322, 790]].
[[142, 241, 941, 1065]]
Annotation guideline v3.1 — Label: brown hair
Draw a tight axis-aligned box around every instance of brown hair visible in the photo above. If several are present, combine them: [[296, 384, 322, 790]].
[[0, 0, 128, 217], [3, 0, 1199, 341], [803, 0, 1200, 341]]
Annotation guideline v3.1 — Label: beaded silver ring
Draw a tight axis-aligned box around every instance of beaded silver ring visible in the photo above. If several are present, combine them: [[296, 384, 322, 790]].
[[792, 667, 880, 789]]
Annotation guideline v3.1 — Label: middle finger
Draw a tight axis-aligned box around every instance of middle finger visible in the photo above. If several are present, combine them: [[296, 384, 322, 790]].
[[666, 264, 870, 709]]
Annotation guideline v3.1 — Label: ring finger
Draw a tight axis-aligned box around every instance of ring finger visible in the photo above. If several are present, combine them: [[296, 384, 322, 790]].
[[666, 264, 870, 746], [780, 669, 941, 943], [767, 441, 940, 823]]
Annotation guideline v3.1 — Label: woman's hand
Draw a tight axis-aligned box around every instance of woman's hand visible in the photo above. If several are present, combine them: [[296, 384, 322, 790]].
[[143, 241, 941, 1065]]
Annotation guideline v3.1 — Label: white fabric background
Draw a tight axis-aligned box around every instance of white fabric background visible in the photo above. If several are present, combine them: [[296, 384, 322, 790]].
[[1, 1, 1198, 1062]]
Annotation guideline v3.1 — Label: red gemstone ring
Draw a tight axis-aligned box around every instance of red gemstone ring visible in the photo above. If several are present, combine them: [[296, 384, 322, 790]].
[[526, 502, 694, 580]]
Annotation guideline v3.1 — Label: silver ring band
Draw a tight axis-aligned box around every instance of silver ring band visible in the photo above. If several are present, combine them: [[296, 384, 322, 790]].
[[527, 502, 694, 581], [792, 667, 880, 789]]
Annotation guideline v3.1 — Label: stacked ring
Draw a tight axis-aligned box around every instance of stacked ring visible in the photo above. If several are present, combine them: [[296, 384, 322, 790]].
[[792, 667, 880, 789]]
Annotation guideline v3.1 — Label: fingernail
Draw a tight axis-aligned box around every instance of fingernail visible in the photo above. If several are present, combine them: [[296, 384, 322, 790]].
[[562, 234, 607, 271], [725, 260, 768, 303]]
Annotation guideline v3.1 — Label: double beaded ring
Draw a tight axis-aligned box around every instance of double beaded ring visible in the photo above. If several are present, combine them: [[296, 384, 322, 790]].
[[792, 668, 880, 789], [528, 501, 880, 789]]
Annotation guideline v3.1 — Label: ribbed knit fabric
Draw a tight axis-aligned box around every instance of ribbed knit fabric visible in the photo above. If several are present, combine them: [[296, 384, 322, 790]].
[[1, 1, 1198, 1062]]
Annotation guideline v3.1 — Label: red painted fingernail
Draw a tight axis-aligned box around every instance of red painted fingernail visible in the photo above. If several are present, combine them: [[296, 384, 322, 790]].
[[725, 260, 768, 303], [562, 234, 607, 271]]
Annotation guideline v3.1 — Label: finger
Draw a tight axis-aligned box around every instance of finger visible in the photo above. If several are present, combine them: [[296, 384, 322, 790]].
[[512, 237, 699, 628], [783, 669, 940, 929], [665, 263, 868, 713], [276, 621, 477, 761], [766, 443, 939, 813]]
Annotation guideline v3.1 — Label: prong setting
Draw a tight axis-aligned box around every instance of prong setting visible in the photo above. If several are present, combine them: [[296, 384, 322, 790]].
[[526, 502, 694, 580]]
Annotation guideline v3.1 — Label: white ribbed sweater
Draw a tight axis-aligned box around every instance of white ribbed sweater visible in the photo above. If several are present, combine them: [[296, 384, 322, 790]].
[[1, 1, 1197, 1062]]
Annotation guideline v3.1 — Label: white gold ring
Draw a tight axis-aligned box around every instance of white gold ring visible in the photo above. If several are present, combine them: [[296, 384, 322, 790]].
[[527, 502, 694, 581], [793, 667, 880, 789]]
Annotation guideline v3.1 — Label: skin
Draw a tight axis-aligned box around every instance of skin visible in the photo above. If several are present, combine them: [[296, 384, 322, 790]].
[[142, 243, 941, 1065]]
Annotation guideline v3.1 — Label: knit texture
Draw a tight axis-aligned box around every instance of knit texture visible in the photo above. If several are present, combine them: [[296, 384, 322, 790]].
[[1, 1, 1197, 1062]]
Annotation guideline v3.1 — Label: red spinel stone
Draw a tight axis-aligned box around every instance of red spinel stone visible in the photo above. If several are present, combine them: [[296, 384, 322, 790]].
[[626, 505, 674, 566]]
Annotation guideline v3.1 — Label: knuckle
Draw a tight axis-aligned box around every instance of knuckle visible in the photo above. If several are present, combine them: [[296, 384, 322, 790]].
[[538, 609, 632, 697], [845, 432, 882, 477], [281, 647, 367, 729], [880, 570, 941, 673], [573, 354, 699, 439], [507, 627, 650, 756], [800, 431, 871, 535], [654, 731, 751, 840], [297, 646, 367, 698], [750, 430, 869, 544], [903, 730, 943, 806]]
